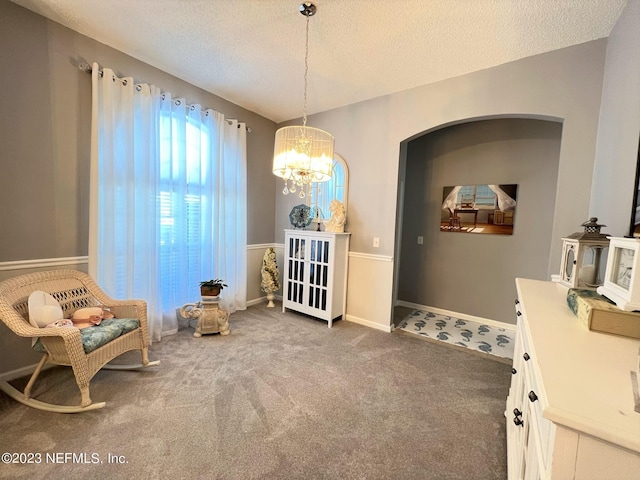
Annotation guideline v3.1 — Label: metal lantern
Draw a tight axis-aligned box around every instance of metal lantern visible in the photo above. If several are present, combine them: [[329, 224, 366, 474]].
[[556, 217, 609, 289]]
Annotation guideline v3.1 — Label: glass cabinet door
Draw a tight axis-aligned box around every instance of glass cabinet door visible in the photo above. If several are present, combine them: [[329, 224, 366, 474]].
[[286, 237, 305, 306], [308, 239, 330, 311]]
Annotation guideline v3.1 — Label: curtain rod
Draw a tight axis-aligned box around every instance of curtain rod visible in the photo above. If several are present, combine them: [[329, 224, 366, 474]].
[[79, 63, 252, 132]]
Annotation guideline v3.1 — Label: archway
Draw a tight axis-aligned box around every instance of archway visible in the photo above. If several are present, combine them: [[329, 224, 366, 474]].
[[392, 116, 563, 327]]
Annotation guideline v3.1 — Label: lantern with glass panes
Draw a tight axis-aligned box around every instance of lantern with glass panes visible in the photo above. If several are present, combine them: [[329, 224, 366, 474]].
[[554, 218, 609, 289]]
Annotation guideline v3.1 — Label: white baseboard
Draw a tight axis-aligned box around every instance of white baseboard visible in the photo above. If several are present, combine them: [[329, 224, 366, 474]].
[[396, 300, 516, 332], [0, 362, 53, 383], [345, 314, 392, 333], [247, 294, 282, 307], [247, 297, 392, 333]]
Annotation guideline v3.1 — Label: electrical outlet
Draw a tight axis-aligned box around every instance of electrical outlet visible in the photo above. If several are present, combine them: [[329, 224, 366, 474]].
[[417, 236, 423, 245], [373, 237, 380, 248]]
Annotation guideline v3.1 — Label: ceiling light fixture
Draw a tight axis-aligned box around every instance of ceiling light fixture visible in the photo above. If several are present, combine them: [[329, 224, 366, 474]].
[[272, 2, 334, 198]]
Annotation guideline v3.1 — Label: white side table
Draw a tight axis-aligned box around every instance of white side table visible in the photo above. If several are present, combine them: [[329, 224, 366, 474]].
[[180, 300, 230, 337]]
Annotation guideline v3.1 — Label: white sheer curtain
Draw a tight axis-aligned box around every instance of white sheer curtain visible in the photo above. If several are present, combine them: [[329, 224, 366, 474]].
[[488, 185, 517, 211], [441, 186, 462, 211], [89, 64, 247, 342]]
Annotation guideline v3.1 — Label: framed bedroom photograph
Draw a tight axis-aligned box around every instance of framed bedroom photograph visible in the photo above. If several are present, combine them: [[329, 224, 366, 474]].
[[440, 184, 518, 235]]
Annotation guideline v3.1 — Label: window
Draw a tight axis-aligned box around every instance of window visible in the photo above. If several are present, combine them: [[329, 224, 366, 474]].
[[309, 154, 349, 222], [456, 184, 496, 208], [90, 70, 247, 343], [158, 114, 211, 312]]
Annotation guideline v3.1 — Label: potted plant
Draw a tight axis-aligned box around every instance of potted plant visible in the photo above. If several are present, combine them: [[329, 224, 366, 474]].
[[199, 279, 227, 298]]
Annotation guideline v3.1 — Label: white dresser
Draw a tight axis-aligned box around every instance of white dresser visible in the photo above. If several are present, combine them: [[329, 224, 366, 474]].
[[282, 229, 350, 327], [507, 278, 640, 479]]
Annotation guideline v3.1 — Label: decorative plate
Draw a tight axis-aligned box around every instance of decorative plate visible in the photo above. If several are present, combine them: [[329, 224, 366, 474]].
[[289, 204, 312, 229]]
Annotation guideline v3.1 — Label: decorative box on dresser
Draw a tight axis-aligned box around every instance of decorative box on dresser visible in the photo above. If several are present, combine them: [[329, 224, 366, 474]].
[[282, 229, 350, 327], [507, 278, 640, 480]]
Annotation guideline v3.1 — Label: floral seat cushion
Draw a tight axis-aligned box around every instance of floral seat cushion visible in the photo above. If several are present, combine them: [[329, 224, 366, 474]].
[[33, 318, 140, 354]]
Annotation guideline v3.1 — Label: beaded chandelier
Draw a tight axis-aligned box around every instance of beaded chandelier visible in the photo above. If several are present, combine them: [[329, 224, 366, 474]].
[[272, 2, 334, 198]]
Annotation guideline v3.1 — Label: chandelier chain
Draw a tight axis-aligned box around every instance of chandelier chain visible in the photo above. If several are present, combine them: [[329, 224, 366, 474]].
[[272, 2, 334, 199], [303, 12, 310, 127]]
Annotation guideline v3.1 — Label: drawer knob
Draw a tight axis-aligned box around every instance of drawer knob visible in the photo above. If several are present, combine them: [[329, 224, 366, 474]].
[[511, 368, 517, 375], [513, 416, 524, 427], [523, 353, 530, 361], [528, 391, 538, 402], [513, 408, 522, 417]]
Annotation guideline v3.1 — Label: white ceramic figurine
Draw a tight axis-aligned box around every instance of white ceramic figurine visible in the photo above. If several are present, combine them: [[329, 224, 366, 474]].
[[326, 199, 346, 233]]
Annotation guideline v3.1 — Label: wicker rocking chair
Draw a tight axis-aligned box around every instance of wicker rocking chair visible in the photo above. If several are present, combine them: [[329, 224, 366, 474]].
[[0, 270, 159, 413]]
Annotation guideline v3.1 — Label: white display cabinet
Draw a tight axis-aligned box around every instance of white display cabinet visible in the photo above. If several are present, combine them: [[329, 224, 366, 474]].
[[283, 230, 350, 327]]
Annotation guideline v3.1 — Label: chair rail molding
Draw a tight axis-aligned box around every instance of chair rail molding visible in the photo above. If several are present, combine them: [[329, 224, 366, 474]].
[[348, 251, 393, 262], [0, 256, 89, 271]]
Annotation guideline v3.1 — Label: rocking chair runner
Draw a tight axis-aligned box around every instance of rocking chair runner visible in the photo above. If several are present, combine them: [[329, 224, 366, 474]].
[[0, 269, 159, 413]]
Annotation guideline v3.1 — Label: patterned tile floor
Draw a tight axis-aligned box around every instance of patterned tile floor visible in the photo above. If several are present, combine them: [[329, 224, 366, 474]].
[[398, 309, 515, 360]]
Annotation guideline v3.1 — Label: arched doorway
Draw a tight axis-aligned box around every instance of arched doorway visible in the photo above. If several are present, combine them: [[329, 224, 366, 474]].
[[393, 116, 563, 327]]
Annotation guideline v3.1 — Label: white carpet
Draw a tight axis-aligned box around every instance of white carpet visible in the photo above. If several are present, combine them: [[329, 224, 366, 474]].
[[399, 310, 514, 360]]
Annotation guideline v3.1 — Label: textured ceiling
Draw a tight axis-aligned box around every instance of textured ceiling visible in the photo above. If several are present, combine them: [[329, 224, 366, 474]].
[[9, 0, 628, 123]]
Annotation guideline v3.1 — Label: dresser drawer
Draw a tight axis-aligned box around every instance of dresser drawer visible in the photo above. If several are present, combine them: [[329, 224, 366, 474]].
[[513, 297, 554, 475], [522, 358, 553, 472]]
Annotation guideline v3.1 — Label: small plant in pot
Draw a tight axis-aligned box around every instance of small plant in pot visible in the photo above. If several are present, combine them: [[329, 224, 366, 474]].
[[199, 279, 227, 298]]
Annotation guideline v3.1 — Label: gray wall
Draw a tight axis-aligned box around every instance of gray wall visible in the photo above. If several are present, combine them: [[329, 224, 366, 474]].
[[590, 0, 640, 234], [0, 0, 278, 263], [289, 40, 607, 261], [0, 0, 277, 375], [284, 39, 608, 328], [398, 118, 562, 322]]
